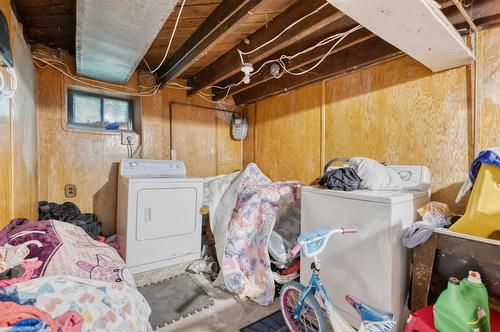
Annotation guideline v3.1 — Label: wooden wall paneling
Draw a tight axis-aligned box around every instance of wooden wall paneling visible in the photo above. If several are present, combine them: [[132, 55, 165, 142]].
[[170, 98, 217, 177], [141, 73, 165, 160], [215, 111, 242, 174], [242, 104, 256, 168], [478, 25, 500, 149], [11, 9, 37, 219], [37, 66, 137, 234], [160, 84, 242, 177], [254, 83, 322, 184], [325, 56, 470, 212]]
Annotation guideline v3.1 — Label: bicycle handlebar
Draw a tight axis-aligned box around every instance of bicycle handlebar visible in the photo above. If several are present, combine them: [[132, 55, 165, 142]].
[[289, 227, 358, 258]]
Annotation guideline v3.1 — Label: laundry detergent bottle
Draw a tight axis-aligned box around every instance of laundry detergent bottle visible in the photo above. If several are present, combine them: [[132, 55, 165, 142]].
[[434, 271, 490, 332], [461, 271, 490, 332]]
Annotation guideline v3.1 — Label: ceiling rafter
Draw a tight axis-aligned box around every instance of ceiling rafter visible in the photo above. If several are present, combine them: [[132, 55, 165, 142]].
[[186, 0, 344, 95], [232, 37, 403, 105], [212, 25, 374, 100], [156, 0, 265, 84]]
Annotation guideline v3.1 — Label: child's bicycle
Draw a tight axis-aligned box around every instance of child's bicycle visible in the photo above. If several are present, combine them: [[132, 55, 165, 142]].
[[280, 226, 397, 332]]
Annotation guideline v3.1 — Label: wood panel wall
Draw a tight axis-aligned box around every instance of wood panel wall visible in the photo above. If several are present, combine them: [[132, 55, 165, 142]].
[[142, 84, 242, 177], [478, 25, 500, 149], [0, 1, 38, 228], [37, 63, 242, 234], [245, 25, 500, 213]]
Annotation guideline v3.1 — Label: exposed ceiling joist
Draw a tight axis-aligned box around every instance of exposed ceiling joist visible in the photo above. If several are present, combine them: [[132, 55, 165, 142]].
[[156, 0, 265, 84], [212, 26, 374, 100], [187, 0, 344, 95], [233, 37, 403, 105]]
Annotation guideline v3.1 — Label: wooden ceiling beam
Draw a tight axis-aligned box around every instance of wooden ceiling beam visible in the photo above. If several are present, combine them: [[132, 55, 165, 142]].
[[232, 37, 403, 105], [156, 0, 264, 85], [187, 0, 344, 95], [212, 25, 374, 100]]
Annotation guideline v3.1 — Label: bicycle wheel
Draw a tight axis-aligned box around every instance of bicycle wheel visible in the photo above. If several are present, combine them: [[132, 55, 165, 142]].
[[280, 281, 328, 332]]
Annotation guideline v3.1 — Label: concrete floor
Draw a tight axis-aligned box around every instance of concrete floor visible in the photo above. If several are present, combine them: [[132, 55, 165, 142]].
[[134, 262, 281, 332]]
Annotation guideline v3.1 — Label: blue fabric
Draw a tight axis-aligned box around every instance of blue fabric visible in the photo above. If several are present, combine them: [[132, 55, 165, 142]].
[[0, 287, 36, 305], [468, 149, 500, 184], [10, 318, 46, 332]]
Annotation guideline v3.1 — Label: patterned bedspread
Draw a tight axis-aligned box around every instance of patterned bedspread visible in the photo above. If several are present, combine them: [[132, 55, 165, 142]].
[[0, 219, 134, 287], [216, 164, 302, 305], [0, 219, 150, 331]]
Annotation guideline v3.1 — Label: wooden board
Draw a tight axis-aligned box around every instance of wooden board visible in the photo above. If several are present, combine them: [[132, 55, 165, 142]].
[[326, 0, 474, 72], [253, 83, 322, 184], [478, 25, 500, 149]]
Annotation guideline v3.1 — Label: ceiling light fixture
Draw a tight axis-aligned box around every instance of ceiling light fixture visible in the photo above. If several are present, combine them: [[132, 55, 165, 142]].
[[241, 62, 254, 84]]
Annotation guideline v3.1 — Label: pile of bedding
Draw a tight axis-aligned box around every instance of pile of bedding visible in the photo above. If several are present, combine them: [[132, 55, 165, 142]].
[[207, 163, 302, 305], [0, 219, 151, 331]]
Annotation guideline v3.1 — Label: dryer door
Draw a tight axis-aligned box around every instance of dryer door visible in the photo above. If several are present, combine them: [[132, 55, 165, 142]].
[[136, 187, 197, 241]]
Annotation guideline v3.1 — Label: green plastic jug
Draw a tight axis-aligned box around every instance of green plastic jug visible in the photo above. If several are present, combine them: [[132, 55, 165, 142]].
[[434, 271, 490, 332]]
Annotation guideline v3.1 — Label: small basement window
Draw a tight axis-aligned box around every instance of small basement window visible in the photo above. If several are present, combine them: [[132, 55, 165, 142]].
[[67, 89, 133, 131]]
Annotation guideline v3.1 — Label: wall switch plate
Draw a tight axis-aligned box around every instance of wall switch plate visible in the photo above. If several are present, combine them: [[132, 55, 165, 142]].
[[121, 132, 136, 145]]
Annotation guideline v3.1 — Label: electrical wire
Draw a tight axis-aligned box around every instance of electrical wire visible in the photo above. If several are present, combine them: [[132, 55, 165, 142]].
[[208, 24, 362, 100], [150, 0, 187, 73], [32, 55, 161, 97], [237, 2, 330, 65]]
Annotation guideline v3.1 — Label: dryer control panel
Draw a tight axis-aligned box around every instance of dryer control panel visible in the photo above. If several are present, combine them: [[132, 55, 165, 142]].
[[119, 159, 186, 178]]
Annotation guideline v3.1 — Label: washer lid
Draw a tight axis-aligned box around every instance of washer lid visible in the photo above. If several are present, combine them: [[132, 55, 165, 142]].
[[302, 185, 429, 204]]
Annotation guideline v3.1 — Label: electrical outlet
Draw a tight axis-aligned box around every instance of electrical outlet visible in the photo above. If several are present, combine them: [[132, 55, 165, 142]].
[[121, 132, 136, 145], [64, 184, 77, 198]]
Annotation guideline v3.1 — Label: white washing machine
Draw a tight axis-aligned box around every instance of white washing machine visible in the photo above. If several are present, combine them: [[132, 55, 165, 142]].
[[117, 159, 203, 274], [300, 165, 431, 329]]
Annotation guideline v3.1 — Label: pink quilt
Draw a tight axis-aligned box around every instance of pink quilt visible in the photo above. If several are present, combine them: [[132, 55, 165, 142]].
[[218, 164, 301, 305], [0, 219, 134, 287]]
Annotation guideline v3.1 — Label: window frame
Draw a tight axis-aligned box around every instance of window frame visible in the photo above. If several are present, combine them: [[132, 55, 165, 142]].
[[67, 89, 133, 131]]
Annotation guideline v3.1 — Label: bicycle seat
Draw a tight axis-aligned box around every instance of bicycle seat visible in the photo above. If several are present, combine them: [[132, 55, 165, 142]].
[[345, 295, 396, 331], [297, 226, 332, 257]]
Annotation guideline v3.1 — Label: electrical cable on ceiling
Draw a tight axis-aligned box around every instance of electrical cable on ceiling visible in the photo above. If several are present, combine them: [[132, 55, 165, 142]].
[[32, 54, 161, 97], [150, 0, 187, 73], [237, 2, 330, 65]]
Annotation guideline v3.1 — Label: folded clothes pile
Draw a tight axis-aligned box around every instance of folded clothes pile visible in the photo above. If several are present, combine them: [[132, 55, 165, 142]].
[[38, 201, 102, 239], [0, 242, 43, 287]]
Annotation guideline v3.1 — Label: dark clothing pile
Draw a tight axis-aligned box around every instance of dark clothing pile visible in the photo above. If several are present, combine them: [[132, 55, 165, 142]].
[[319, 167, 362, 191], [38, 201, 102, 239]]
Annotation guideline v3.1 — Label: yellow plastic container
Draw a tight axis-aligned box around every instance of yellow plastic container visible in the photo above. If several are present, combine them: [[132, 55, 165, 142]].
[[450, 164, 500, 238]]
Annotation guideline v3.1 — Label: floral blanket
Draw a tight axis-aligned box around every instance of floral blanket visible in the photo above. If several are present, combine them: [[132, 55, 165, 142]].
[[0, 219, 135, 287], [214, 164, 301, 305], [5, 275, 151, 331]]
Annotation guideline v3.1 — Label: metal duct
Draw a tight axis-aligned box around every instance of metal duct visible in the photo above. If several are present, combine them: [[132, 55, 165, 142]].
[[76, 0, 177, 84]]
